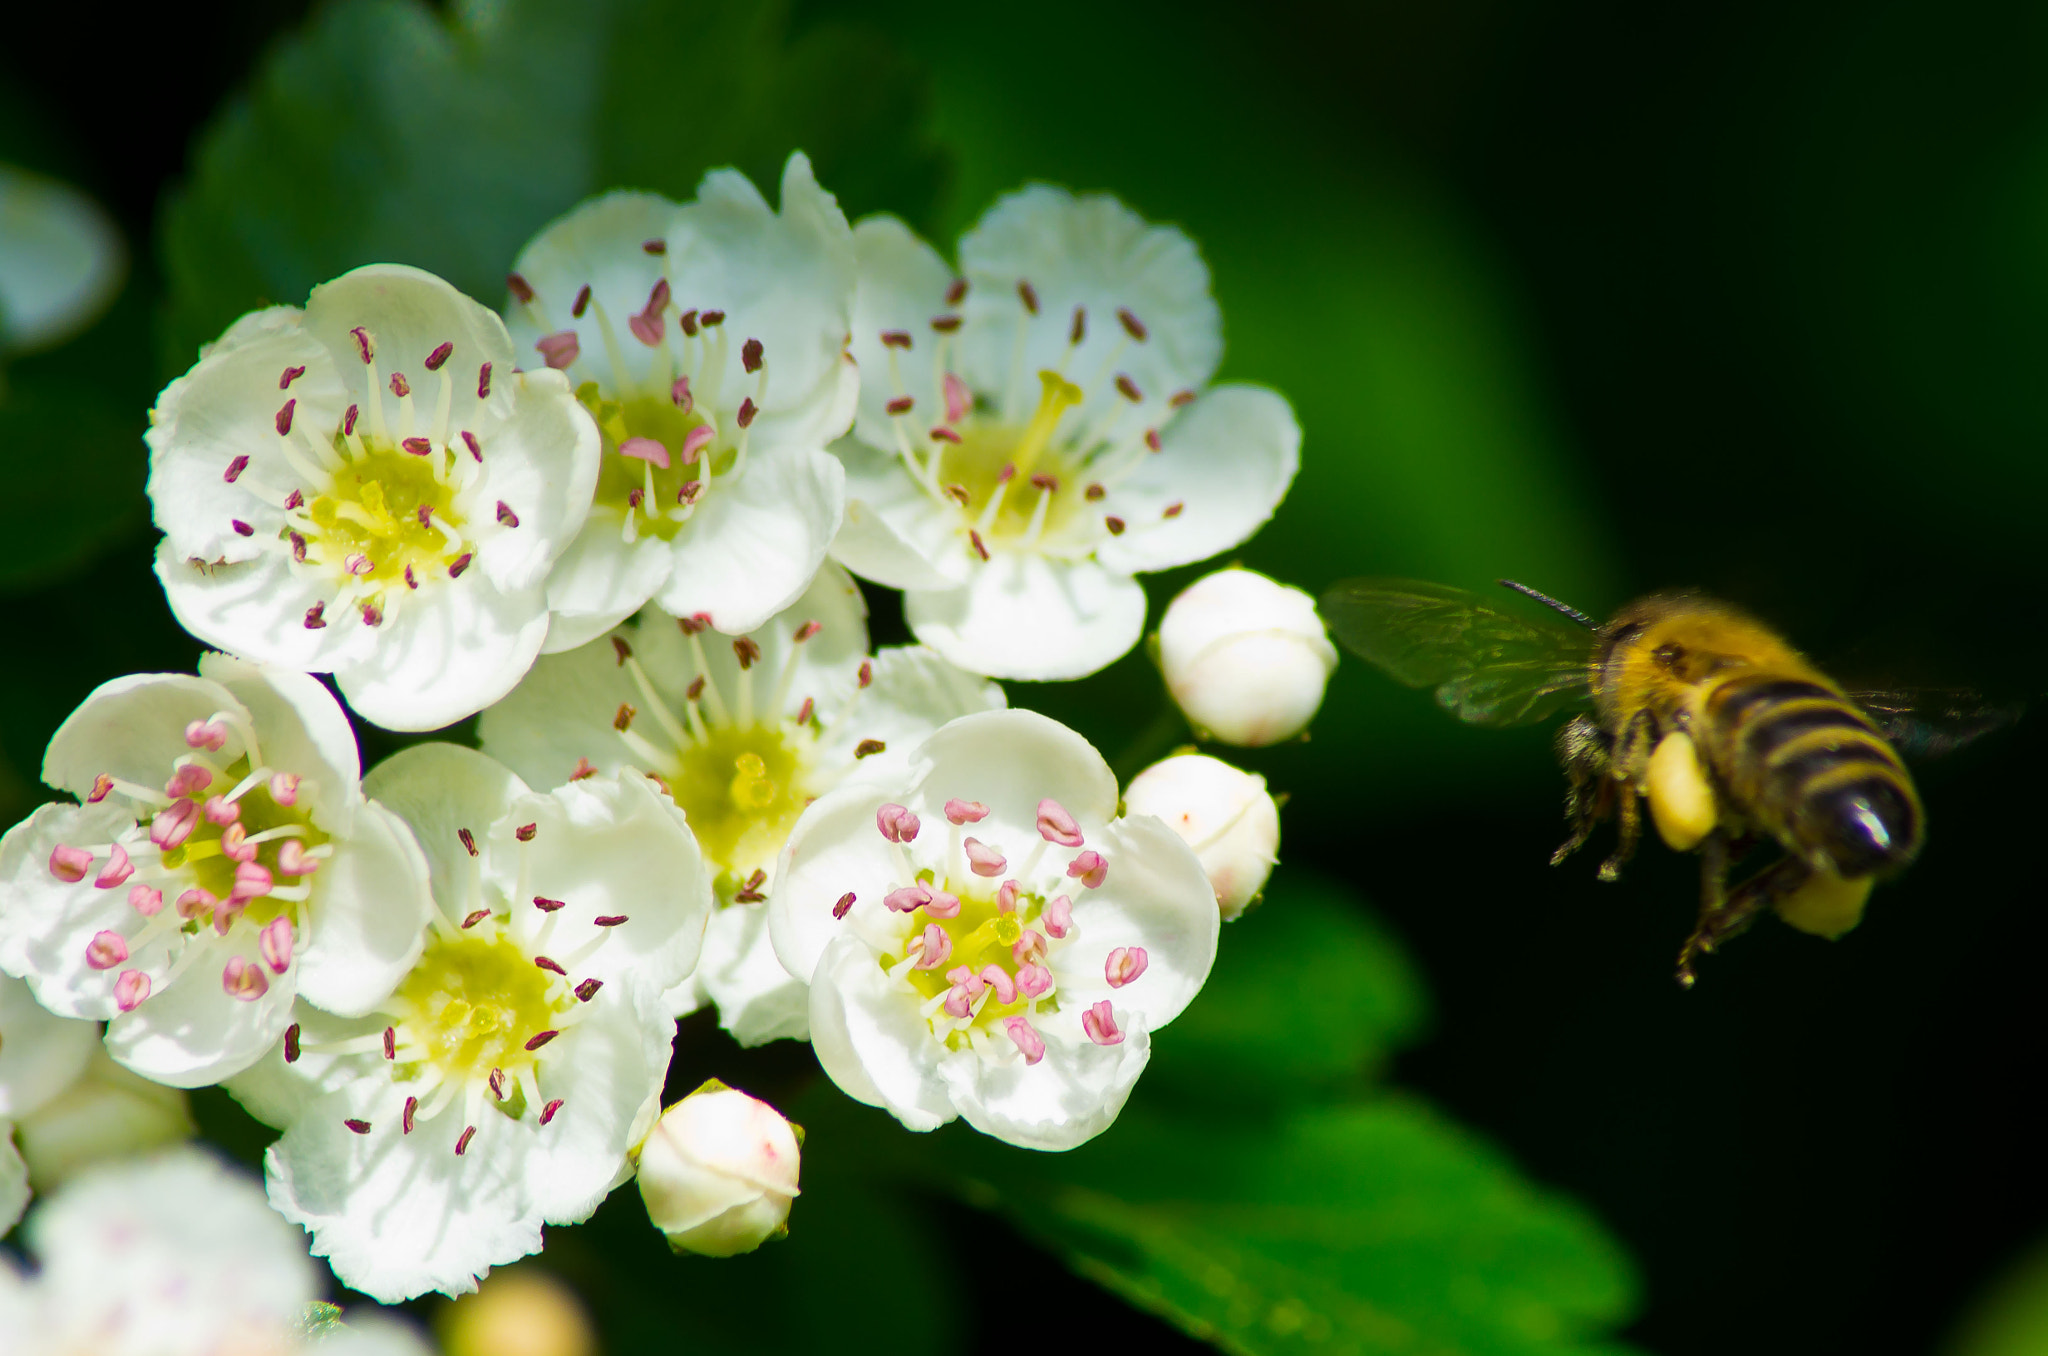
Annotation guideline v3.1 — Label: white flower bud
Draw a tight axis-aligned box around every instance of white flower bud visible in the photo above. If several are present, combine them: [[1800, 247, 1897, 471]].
[[636, 1080, 801, 1257], [1125, 754, 1280, 921], [1158, 568, 1336, 746]]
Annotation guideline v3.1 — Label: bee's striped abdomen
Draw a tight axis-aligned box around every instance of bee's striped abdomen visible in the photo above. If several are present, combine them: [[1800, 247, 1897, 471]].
[[1707, 675, 1923, 877]]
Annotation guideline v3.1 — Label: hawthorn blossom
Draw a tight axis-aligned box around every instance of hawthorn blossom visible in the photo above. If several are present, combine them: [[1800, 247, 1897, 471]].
[[478, 564, 1003, 1046], [637, 1079, 801, 1256], [1160, 567, 1336, 745], [828, 186, 1301, 680], [228, 743, 711, 1302], [501, 153, 857, 652], [769, 709, 1218, 1149], [0, 658, 434, 1088], [147, 263, 600, 731], [1, 974, 99, 1230], [1123, 753, 1280, 920]]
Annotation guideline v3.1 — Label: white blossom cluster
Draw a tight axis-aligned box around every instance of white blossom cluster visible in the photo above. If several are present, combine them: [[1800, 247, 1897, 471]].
[[0, 151, 1333, 1306]]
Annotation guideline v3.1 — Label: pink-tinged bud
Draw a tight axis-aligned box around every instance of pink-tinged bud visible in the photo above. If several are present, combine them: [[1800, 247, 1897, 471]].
[[1106, 946, 1148, 988], [87, 773, 115, 803], [115, 969, 151, 1011], [221, 822, 258, 863], [670, 375, 694, 412], [93, 843, 135, 889], [1159, 568, 1337, 747], [944, 798, 988, 825], [129, 884, 164, 916], [884, 883, 932, 914], [997, 879, 1020, 913], [911, 923, 952, 970], [1004, 1016, 1046, 1064], [165, 764, 212, 798], [1013, 929, 1047, 965], [201, 794, 240, 826], [1125, 754, 1279, 920], [833, 891, 856, 920], [259, 916, 294, 973], [922, 889, 962, 920], [979, 965, 1018, 1005], [620, 435, 671, 469], [1016, 961, 1053, 998], [276, 839, 318, 876], [149, 799, 200, 851], [231, 860, 274, 904], [1036, 798, 1084, 847], [185, 719, 229, 751], [1068, 850, 1108, 889], [176, 887, 217, 921], [48, 844, 92, 882], [86, 930, 129, 969], [536, 330, 580, 369], [942, 372, 972, 424], [1082, 1000, 1124, 1045], [1042, 893, 1073, 939], [876, 803, 920, 844], [964, 837, 1006, 877], [639, 1081, 802, 1257], [222, 956, 269, 1001]]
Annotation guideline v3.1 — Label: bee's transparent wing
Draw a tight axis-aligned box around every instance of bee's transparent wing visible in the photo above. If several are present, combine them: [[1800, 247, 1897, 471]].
[[1844, 688, 2024, 761], [1319, 578, 1597, 728]]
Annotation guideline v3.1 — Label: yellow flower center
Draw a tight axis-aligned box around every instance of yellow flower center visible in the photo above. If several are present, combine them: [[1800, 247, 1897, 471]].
[[303, 441, 467, 586], [580, 384, 736, 543], [390, 931, 569, 1088], [937, 372, 1088, 546], [661, 725, 811, 897], [156, 756, 326, 930]]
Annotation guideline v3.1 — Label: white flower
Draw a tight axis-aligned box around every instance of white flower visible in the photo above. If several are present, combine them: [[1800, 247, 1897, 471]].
[[769, 709, 1218, 1149], [11, 1048, 195, 1198], [636, 1078, 800, 1256], [4, 1147, 320, 1355], [1159, 566, 1336, 745], [146, 263, 600, 731], [478, 563, 1004, 1046], [228, 743, 711, 1303], [0, 657, 435, 1088], [0, 164, 124, 354], [1123, 754, 1280, 921], [501, 153, 857, 653], [828, 187, 1301, 680], [1, 974, 99, 1231]]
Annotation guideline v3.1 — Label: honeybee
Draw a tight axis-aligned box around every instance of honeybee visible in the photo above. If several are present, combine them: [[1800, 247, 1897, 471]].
[[1320, 578, 2009, 986]]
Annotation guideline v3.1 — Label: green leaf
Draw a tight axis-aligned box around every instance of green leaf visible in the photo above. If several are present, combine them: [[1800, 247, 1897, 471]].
[[1145, 870, 1429, 1106], [158, 0, 946, 374], [953, 1099, 1642, 1356]]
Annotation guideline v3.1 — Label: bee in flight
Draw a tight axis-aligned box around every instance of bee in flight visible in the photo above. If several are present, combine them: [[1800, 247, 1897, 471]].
[[1320, 578, 2006, 986]]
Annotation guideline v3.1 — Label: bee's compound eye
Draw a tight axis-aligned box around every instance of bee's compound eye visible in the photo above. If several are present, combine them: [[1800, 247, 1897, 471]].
[[1645, 731, 1717, 851]]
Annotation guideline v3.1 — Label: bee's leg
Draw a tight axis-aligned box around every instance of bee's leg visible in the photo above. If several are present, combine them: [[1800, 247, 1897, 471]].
[[1551, 716, 1613, 866], [1675, 853, 1811, 989], [1598, 710, 1656, 882]]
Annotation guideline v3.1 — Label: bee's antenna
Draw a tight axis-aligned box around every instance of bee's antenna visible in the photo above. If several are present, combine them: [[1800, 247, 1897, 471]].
[[1498, 579, 1597, 629]]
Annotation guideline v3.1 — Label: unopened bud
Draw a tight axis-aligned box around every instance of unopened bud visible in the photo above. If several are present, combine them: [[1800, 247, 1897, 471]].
[[637, 1080, 800, 1257], [1158, 567, 1335, 746], [1124, 754, 1279, 920]]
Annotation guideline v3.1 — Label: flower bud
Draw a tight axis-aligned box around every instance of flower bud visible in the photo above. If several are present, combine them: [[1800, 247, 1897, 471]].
[[440, 1266, 594, 1356], [1158, 568, 1336, 746], [1124, 754, 1279, 920], [636, 1080, 800, 1257]]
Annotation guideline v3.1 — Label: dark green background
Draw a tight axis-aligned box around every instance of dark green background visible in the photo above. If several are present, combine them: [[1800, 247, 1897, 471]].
[[6, 2, 2046, 1353]]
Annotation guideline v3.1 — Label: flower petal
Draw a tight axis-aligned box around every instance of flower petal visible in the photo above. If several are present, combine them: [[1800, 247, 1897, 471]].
[[294, 800, 434, 1018], [105, 931, 299, 1088], [815, 645, 1006, 786], [502, 190, 683, 396], [153, 540, 369, 676], [937, 1014, 1150, 1151], [0, 803, 167, 1020], [768, 782, 911, 986], [41, 672, 249, 803], [539, 528, 672, 654], [1044, 814, 1219, 1029], [806, 934, 953, 1132], [847, 214, 955, 450], [198, 653, 363, 837], [651, 446, 845, 635], [1095, 384, 1301, 574], [462, 366, 600, 596], [695, 903, 809, 1047], [333, 578, 551, 733], [362, 743, 528, 916], [904, 553, 1147, 681], [827, 431, 972, 591], [302, 264, 517, 409]]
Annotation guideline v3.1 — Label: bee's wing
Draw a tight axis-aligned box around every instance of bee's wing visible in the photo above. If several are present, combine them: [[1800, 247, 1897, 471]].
[[1843, 687, 2024, 761], [1319, 578, 1597, 728]]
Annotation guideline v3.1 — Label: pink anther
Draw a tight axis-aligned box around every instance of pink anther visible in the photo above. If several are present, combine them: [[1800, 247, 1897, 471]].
[[87, 774, 114, 804], [943, 982, 978, 1019], [231, 860, 274, 904], [1042, 894, 1073, 939], [671, 375, 693, 412], [620, 435, 671, 470], [185, 719, 229, 751], [165, 765, 213, 798], [212, 897, 245, 935], [536, 331, 580, 369], [94, 843, 134, 889], [222, 956, 269, 1002], [176, 887, 217, 922], [259, 917, 294, 974], [115, 969, 151, 1012], [1003, 1016, 1046, 1065], [1036, 798, 1085, 847], [884, 883, 932, 914], [202, 795, 241, 826], [944, 798, 988, 825], [351, 326, 374, 363], [48, 844, 92, 882], [964, 837, 1006, 877], [221, 822, 258, 863], [1082, 1000, 1124, 1046], [680, 424, 714, 465], [1013, 929, 1046, 966], [911, 923, 953, 970], [129, 884, 164, 916], [922, 889, 962, 920], [149, 799, 200, 851], [997, 878, 1020, 913], [1105, 946, 1148, 988], [943, 372, 971, 425], [1068, 850, 1108, 889], [86, 930, 128, 970], [1016, 961, 1053, 999], [276, 839, 318, 876], [833, 891, 856, 920], [979, 965, 1018, 1005], [742, 337, 764, 372], [629, 309, 665, 347], [876, 803, 921, 843], [737, 398, 757, 428]]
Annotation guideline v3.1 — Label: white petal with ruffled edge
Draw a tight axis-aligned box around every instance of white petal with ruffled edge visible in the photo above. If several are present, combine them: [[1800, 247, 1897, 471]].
[[905, 553, 1148, 682], [938, 1012, 1150, 1152], [651, 446, 846, 634], [334, 575, 553, 733]]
